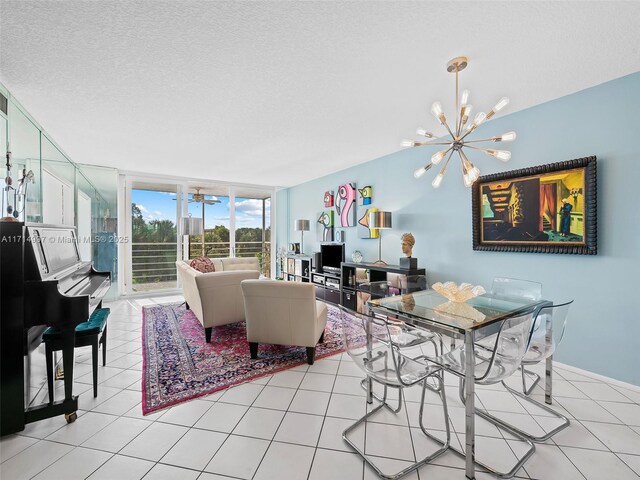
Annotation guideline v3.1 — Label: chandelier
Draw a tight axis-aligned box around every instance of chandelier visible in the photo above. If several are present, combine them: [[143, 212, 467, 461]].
[[401, 56, 516, 188]]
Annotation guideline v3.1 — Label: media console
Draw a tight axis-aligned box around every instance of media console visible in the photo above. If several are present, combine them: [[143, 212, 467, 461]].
[[284, 254, 426, 310]]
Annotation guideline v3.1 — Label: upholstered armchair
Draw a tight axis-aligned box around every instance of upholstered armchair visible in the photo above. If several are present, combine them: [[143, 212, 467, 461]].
[[241, 280, 328, 365]]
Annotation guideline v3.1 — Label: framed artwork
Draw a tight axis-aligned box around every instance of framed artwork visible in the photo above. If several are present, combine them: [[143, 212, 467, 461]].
[[317, 210, 334, 242], [358, 206, 379, 239], [335, 182, 357, 227], [472, 156, 597, 254], [358, 185, 372, 206]]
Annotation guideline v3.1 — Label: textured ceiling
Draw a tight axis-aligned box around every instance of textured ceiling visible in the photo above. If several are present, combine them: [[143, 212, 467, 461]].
[[2, 1, 639, 187]]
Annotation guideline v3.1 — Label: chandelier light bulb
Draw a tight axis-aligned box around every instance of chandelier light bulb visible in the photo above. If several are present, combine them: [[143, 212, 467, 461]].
[[467, 111, 486, 131], [431, 101, 443, 117], [463, 172, 474, 188], [416, 128, 434, 138], [486, 149, 512, 161], [493, 97, 510, 113], [400, 139, 415, 148], [414, 163, 432, 178], [460, 89, 470, 106], [432, 173, 444, 188], [431, 149, 448, 165], [494, 150, 511, 161], [498, 131, 517, 142], [462, 105, 473, 123], [431, 102, 446, 124]]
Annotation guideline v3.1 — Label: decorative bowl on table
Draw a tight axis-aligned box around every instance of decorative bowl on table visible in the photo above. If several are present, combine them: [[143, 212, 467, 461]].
[[432, 281, 486, 303]]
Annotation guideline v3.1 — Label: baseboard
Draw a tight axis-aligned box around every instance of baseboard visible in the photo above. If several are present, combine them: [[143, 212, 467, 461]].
[[554, 361, 640, 393]]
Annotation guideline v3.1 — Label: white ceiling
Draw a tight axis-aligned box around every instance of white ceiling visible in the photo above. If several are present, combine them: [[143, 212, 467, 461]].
[[2, 1, 639, 188]]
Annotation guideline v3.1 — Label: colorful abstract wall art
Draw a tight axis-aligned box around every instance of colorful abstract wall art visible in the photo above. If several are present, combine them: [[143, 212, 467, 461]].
[[317, 210, 335, 242], [358, 207, 379, 239], [358, 186, 372, 206], [335, 183, 357, 227], [324, 191, 334, 208]]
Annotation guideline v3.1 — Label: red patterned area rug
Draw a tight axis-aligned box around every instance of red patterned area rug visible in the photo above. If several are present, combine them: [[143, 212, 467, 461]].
[[141, 302, 349, 415]]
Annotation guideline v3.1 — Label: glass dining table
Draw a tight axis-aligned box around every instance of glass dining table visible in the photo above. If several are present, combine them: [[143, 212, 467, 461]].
[[368, 289, 549, 480]]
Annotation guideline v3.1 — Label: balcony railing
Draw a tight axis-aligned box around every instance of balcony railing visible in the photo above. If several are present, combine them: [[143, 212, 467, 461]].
[[131, 242, 178, 290], [131, 241, 271, 290]]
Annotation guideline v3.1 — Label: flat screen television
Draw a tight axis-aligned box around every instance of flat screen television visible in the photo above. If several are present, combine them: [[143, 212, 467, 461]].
[[320, 243, 344, 274]]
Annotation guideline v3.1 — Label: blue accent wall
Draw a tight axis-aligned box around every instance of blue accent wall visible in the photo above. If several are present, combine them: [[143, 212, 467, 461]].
[[277, 72, 640, 386]]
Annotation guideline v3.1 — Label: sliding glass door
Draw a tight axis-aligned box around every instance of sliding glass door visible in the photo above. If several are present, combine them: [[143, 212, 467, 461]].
[[130, 183, 179, 292]]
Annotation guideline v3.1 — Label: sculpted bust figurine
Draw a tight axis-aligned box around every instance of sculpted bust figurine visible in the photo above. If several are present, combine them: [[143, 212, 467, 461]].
[[401, 232, 415, 257]]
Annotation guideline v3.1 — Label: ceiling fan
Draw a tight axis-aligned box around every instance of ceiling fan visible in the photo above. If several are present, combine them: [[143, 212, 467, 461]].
[[181, 187, 221, 205]]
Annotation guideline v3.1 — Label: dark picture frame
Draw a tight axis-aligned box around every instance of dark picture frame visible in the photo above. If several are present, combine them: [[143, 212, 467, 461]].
[[472, 156, 597, 255]]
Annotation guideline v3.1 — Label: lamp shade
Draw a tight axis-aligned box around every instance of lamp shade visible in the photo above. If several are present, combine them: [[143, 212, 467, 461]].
[[294, 219, 310, 231], [369, 211, 392, 229], [182, 216, 203, 235]]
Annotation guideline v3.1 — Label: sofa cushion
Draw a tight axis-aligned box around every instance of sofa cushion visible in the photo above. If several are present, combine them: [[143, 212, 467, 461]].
[[190, 256, 215, 273]]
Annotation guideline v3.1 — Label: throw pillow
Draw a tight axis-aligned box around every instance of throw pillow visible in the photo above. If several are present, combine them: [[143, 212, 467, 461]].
[[190, 256, 215, 273]]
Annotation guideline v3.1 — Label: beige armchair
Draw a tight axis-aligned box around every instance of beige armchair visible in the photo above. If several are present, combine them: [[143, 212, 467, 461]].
[[241, 280, 328, 365], [176, 261, 260, 342]]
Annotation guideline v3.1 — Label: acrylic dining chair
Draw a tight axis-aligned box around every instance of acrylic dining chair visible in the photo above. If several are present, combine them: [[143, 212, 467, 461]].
[[338, 305, 450, 479], [429, 308, 538, 479]]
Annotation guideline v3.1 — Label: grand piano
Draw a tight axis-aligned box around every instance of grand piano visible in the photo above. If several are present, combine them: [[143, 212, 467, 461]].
[[1, 222, 111, 436]]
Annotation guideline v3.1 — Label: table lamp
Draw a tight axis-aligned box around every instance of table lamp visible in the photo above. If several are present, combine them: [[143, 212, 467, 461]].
[[369, 211, 392, 265], [294, 219, 310, 254], [181, 215, 203, 260]]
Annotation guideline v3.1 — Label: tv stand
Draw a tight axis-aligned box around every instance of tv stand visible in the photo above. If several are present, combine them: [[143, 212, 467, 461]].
[[311, 270, 341, 305]]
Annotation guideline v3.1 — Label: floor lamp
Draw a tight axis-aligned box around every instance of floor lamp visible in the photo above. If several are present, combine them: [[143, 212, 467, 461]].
[[369, 211, 392, 265], [294, 219, 310, 254], [182, 215, 203, 260]]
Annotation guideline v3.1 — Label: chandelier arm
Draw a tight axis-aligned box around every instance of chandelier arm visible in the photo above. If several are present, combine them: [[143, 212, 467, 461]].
[[455, 67, 460, 136], [459, 149, 474, 167], [416, 141, 454, 146], [456, 107, 466, 138], [441, 120, 457, 140], [463, 138, 496, 144], [440, 150, 455, 175], [465, 145, 492, 153], [459, 127, 478, 142]]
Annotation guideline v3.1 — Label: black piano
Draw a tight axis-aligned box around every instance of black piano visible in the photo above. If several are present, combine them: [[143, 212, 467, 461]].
[[1, 222, 111, 436]]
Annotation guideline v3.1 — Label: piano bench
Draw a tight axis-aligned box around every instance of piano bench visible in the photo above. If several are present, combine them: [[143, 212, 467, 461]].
[[42, 308, 110, 402]]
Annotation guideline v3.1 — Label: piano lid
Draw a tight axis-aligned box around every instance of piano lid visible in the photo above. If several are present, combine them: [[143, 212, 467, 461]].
[[26, 224, 82, 280]]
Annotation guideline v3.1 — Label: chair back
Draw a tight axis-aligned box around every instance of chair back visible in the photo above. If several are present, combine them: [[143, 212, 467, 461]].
[[491, 277, 542, 301], [476, 309, 536, 384], [241, 280, 318, 345], [338, 305, 430, 387], [526, 300, 573, 361]]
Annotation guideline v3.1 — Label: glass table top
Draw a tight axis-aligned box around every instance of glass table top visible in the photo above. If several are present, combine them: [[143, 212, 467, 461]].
[[369, 289, 545, 333]]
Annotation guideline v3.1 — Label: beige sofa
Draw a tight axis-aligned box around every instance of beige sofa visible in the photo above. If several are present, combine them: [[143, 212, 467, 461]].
[[176, 257, 260, 342], [241, 280, 328, 365]]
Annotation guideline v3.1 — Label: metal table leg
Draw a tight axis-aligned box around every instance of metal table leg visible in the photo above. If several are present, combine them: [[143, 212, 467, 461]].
[[545, 354, 553, 405], [365, 306, 374, 404], [545, 311, 553, 405], [464, 331, 475, 479]]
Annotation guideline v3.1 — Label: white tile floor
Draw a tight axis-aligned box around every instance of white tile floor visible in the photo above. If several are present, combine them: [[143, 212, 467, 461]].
[[2, 296, 640, 480]]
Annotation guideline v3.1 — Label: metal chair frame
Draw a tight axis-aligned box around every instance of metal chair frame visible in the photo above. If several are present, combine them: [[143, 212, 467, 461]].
[[339, 306, 451, 480], [431, 310, 538, 479]]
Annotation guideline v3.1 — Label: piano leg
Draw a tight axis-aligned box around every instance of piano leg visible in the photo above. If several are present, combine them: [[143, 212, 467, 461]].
[[61, 329, 78, 423], [45, 342, 54, 404]]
